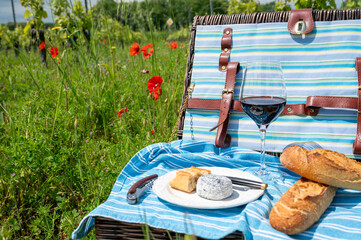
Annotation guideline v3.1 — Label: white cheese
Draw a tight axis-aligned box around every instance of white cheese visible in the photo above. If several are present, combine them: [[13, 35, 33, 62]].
[[196, 174, 233, 200]]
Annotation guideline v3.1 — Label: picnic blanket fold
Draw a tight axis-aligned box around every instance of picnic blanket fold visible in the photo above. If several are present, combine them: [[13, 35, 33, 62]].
[[72, 140, 361, 240]]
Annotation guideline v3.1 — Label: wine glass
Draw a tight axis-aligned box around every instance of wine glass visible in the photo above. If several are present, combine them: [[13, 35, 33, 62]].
[[240, 61, 286, 178]]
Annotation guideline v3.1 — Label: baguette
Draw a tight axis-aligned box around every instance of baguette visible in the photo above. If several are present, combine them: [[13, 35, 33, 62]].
[[280, 145, 361, 190], [169, 167, 211, 193], [269, 177, 337, 235]]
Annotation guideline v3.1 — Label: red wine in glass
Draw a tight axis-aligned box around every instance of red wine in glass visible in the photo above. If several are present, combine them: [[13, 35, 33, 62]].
[[241, 96, 286, 127], [240, 61, 287, 179]]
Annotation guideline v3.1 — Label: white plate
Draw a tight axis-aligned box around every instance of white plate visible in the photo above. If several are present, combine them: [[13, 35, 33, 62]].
[[152, 167, 265, 209]]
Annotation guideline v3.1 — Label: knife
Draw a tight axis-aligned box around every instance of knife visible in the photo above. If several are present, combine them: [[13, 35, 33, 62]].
[[227, 176, 268, 190], [127, 174, 158, 205]]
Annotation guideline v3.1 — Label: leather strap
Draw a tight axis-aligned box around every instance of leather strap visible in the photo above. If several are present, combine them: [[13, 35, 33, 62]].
[[213, 62, 240, 148], [188, 99, 319, 116], [353, 58, 361, 155], [287, 9, 314, 35], [188, 95, 360, 116], [307, 96, 357, 109], [219, 28, 233, 72]]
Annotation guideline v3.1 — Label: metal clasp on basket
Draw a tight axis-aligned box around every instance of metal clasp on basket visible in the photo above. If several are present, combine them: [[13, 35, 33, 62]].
[[188, 83, 195, 93], [295, 20, 306, 39]]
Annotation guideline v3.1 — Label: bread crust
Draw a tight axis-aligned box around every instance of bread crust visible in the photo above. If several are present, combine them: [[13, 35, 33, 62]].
[[280, 146, 361, 190], [169, 167, 211, 193], [269, 177, 337, 235]]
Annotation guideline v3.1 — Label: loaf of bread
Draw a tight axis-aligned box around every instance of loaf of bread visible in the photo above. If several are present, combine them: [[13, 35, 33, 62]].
[[280, 146, 361, 191], [269, 177, 337, 235], [169, 167, 211, 193]]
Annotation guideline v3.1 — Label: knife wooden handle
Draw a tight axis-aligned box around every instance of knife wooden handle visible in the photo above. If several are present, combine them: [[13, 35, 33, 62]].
[[127, 174, 158, 194]]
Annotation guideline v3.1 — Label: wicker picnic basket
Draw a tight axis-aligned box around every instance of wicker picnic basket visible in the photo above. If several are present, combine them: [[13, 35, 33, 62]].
[[95, 9, 361, 240]]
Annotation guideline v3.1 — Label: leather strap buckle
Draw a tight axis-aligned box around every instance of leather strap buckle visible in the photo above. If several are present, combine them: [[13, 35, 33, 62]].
[[214, 62, 240, 148], [294, 20, 306, 34], [222, 89, 234, 95]]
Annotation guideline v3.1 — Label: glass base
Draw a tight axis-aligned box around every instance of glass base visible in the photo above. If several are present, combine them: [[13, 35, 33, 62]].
[[252, 169, 285, 183]]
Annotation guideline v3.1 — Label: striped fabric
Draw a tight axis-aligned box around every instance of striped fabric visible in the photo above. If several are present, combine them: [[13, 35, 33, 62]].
[[72, 140, 361, 240], [183, 20, 361, 159]]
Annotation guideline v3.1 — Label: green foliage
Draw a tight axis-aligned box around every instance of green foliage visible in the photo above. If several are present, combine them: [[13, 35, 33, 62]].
[[19, 0, 47, 33], [166, 27, 191, 41], [342, 0, 361, 9], [274, 0, 291, 11], [51, 0, 92, 32], [260, 1, 276, 12], [95, 17, 142, 44], [0, 25, 8, 47], [1, 26, 25, 49], [93, 0, 228, 31], [228, 0, 262, 14], [92, 0, 119, 19], [294, 0, 337, 10], [0, 30, 188, 238]]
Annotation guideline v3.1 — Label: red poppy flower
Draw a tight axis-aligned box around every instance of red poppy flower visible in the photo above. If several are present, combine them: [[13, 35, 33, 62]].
[[103, 39, 106, 43], [148, 76, 163, 101], [151, 129, 155, 136], [147, 76, 163, 93], [142, 48, 153, 59], [140, 43, 153, 52], [181, 43, 184, 48], [124, 107, 128, 113], [170, 42, 178, 49], [152, 88, 162, 100], [39, 42, 45, 50], [50, 47, 59, 58], [141, 43, 154, 59], [117, 109, 124, 117], [129, 42, 140, 56]]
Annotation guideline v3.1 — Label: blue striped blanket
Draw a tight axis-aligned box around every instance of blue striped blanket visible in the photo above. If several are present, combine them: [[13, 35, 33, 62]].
[[72, 140, 361, 240]]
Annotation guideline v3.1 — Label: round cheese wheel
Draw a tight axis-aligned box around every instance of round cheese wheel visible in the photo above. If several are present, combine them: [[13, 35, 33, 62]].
[[196, 174, 233, 200]]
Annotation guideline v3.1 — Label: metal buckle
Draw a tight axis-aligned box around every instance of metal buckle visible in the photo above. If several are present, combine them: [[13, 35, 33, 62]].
[[295, 20, 306, 38], [222, 89, 234, 95], [188, 83, 195, 93]]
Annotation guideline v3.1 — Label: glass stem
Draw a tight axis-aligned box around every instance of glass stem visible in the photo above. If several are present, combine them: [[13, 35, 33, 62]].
[[259, 125, 267, 173]]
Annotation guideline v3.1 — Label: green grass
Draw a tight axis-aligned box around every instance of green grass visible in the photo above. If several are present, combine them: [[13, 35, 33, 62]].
[[0, 31, 188, 239]]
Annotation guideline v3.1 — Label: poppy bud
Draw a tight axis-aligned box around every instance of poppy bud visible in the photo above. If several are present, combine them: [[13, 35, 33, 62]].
[[74, 119, 78, 128]]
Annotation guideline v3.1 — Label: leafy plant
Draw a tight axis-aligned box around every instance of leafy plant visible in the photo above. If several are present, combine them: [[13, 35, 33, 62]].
[[227, 0, 262, 14], [20, 0, 47, 33], [51, 0, 93, 46], [166, 27, 190, 41], [294, 0, 337, 10], [95, 17, 142, 45], [274, 0, 292, 11], [342, 0, 361, 9]]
